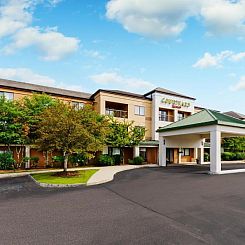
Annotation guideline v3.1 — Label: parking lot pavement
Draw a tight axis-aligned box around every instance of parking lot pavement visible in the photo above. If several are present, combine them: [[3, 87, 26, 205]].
[[2, 165, 245, 244]]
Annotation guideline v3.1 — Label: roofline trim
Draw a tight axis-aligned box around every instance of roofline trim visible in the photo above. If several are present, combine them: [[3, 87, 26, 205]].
[[144, 88, 196, 100], [90, 89, 152, 101], [0, 79, 92, 101]]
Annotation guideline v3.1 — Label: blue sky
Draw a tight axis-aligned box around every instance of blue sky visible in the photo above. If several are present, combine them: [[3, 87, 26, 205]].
[[0, 0, 245, 113]]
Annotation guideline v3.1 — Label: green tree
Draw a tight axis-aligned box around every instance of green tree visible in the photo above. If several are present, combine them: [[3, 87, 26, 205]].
[[106, 119, 145, 164], [0, 97, 26, 148], [18, 93, 57, 144], [36, 101, 109, 172]]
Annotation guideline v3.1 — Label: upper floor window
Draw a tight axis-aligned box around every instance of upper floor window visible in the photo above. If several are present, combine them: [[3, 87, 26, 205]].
[[72, 101, 84, 110], [178, 112, 185, 121], [0, 91, 14, 101], [159, 109, 174, 122], [159, 110, 167, 121], [134, 106, 145, 116]]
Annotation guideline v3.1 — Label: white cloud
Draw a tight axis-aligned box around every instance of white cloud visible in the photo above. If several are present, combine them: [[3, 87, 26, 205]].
[[84, 49, 105, 60], [0, 67, 56, 86], [106, 0, 245, 38], [230, 52, 245, 61], [231, 76, 245, 91], [0, 0, 32, 38], [3, 27, 80, 61], [106, 0, 200, 38], [0, 0, 80, 61], [90, 72, 155, 92], [193, 50, 245, 68], [201, 0, 245, 36]]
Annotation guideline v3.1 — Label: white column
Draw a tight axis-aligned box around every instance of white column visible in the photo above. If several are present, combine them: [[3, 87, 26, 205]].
[[210, 130, 221, 174], [194, 148, 198, 160], [133, 146, 140, 158], [152, 93, 158, 140], [159, 136, 167, 166], [25, 145, 31, 169], [174, 110, 179, 122], [198, 147, 204, 164], [178, 148, 182, 164]]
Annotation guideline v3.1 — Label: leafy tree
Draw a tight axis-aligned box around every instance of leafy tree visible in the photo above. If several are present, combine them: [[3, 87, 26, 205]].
[[0, 97, 26, 148], [36, 101, 109, 172], [18, 93, 57, 144], [106, 119, 145, 164]]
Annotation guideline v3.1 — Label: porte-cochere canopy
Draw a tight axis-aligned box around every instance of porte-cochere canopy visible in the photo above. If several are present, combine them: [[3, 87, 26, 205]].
[[157, 109, 245, 174]]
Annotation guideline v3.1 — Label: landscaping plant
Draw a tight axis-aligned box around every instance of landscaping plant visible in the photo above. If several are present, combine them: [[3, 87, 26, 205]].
[[36, 102, 110, 173]]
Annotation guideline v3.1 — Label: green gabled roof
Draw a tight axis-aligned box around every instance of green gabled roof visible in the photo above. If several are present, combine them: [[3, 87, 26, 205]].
[[157, 109, 245, 133]]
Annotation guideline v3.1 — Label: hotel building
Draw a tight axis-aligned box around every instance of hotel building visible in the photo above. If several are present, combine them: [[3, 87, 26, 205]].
[[0, 78, 203, 167]]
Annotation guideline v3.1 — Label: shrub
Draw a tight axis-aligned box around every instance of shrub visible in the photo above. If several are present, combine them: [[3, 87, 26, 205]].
[[22, 156, 39, 168], [98, 154, 115, 166], [30, 156, 39, 168], [221, 152, 235, 161], [112, 154, 121, 165], [235, 152, 245, 160], [0, 152, 15, 170], [69, 154, 87, 167], [204, 152, 210, 162], [129, 156, 144, 165], [52, 155, 64, 163]]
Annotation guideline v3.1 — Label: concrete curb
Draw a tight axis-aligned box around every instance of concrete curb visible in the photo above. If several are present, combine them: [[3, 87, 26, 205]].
[[28, 175, 86, 188], [28, 165, 158, 188], [0, 167, 100, 179]]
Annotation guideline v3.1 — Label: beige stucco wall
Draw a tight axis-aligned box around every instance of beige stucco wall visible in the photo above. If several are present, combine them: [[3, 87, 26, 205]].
[[93, 92, 153, 140]]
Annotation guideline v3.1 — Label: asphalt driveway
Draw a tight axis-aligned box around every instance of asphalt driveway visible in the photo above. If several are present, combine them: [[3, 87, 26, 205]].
[[2, 165, 245, 244]]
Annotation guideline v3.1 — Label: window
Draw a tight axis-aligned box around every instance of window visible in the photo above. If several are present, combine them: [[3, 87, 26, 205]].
[[134, 106, 145, 116], [112, 148, 120, 155], [0, 91, 14, 101], [178, 112, 185, 121], [181, 148, 190, 156], [159, 110, 167, 121], [72, 101, 84, 110]]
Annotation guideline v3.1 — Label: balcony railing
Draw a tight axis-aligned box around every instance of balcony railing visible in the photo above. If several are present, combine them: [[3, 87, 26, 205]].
[[106, 108, 128, 118], [159, 115, 174, 122]]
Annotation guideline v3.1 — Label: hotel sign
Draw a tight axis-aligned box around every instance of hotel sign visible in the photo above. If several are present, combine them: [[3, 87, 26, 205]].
[[161, 98, 191, 109]]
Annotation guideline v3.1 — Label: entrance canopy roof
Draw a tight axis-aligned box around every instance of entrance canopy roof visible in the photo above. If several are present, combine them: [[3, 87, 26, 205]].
[[157, 109, 245, 133]]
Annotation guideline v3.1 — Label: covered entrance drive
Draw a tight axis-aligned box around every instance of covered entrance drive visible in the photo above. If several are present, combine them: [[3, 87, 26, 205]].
[[158, 109, 245, 174]]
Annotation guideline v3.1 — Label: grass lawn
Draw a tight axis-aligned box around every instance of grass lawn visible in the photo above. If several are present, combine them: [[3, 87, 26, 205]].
[[31, 169, 98, 185]]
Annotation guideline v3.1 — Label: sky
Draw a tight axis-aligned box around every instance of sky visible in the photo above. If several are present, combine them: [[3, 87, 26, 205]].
[[0, 0, 245, 113]]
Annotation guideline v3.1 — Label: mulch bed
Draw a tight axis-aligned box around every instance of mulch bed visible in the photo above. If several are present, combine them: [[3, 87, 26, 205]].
[[53, 171, 80, 177]]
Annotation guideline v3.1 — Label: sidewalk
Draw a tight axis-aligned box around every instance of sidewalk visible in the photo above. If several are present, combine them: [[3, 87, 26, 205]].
[[87, 164, 157, 185], [0, 165, 158, 185]]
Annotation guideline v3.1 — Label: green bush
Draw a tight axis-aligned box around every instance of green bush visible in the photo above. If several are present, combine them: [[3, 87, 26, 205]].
[[234, 152, 245, 160], [98, 154, 115, 166], [0, 152, 15, 170], [129, 156, 144, 165], [221, 152, 245, 161], [204, 152, 210, 162], [221, 152, 235, 161], [112, 154, 121, 165], [52, 155, 64, 163], [69, 154, 87, 167]]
